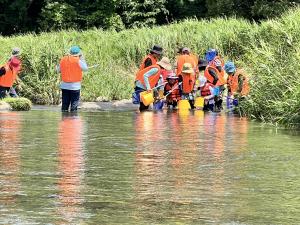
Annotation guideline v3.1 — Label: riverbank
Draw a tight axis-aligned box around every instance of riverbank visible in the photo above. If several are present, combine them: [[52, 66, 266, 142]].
[[1, 8, 300, 127], [31, 99, 139, 111]]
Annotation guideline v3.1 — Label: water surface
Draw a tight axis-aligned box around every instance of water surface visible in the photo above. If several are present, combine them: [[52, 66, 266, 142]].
[[0, 110, 299, 224]]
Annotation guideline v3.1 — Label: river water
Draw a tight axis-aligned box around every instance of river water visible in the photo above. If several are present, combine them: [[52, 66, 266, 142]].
[[0, 110, 299, 224]]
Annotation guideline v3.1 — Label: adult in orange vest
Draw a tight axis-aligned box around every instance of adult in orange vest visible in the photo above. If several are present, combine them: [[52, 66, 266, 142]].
[[57, 46, 88, 112], [175, 47, 199, 77], [0, 57, 21, 99], [139, 45, 163, 70], [224, 61, 250, 97], [134, 57, 172, 111], [178, 63, 196, 108]]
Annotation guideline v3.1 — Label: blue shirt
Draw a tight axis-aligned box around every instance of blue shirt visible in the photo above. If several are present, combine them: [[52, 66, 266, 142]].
[[57, 58, 88, 90], [135, 68, 163, 90]]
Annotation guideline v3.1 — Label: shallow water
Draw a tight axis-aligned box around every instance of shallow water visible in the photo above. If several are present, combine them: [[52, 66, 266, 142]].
[[0, 110, 299, 224]]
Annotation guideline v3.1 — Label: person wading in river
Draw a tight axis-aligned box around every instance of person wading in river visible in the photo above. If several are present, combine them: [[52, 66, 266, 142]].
[[134, 57, 172, 111], [57, 46, 88, 112], [0, 57, 21, 99]]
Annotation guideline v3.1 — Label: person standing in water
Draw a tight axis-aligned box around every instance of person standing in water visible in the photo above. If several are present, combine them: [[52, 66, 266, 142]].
[[57, 46, 88, 112]]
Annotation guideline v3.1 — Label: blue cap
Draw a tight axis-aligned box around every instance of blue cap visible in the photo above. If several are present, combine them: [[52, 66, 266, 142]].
[[224, 61, 236, 73], [70, 46, 81, 55], [205, 49, 217, 62]]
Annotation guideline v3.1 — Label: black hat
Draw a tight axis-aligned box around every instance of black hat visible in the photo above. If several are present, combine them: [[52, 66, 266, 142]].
[[198, 59, 208, 70], [150, 45, 163, 55], [198, 59, 208, 67]]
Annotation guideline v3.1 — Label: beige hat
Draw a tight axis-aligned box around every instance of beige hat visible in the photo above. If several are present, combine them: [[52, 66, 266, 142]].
[[199, 76, 207, 87], [182, 63, 194, 73], [157, 57, 172, 70], [182, 47, 190, 53]]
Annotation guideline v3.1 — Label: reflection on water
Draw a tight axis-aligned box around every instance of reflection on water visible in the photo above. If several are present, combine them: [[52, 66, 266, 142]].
[[0, 112, 21, 222], [57, 112, 86, 224], [0, 110, 300, 224]]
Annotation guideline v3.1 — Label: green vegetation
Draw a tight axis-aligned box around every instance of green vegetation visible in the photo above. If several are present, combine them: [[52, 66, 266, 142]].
[[0, 0, 297, 36], [2, 97, 32, 111], [0, 8, 299, 127]]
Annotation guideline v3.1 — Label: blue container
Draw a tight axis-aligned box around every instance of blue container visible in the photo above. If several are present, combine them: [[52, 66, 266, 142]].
[[153, 100, 164, 110], [226, 97, 233, 109], [233, 98, 239, 106]]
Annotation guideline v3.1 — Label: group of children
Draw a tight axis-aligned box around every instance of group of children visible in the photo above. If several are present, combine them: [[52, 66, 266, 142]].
[[133, 45, 250, 112]]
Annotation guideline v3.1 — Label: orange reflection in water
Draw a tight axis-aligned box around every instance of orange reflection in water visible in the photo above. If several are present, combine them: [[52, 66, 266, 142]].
[[133, 110, 249, 221], [57, 113, 85, 223], [0, 112, 21, 205]]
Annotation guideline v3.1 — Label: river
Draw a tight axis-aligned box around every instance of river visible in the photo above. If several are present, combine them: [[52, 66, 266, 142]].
[[0, 110, 299, 224]]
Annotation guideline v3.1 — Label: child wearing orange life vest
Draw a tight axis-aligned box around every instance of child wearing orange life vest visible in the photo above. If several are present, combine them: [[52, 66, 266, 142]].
[[164, 72, 181, 109], [224, 61, 250, 98], [197, 76, 215, 111], [178, 62, 196, 108]]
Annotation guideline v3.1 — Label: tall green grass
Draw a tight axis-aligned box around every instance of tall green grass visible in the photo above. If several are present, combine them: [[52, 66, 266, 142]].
[[0, 8, 299, 127]]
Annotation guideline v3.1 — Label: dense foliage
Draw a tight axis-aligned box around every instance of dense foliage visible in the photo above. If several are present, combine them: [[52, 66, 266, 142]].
[[0, 7, 299, 127], [0, 0, 298, 35]]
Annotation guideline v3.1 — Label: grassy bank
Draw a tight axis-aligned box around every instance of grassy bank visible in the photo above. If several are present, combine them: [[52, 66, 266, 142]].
[[1, 97, 32, 111], [0, 8, 299, 127]]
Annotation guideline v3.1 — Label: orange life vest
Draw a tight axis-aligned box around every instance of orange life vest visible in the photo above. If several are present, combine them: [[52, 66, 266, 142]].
[[60, 56, 83, 82], [227, 69, 250, 96], [135, 65, 161, 89], [164, 82, 181, 101], [139, 54, 158, 70], [180, 72, 195, 94], [176, 55, 198, 76], [209, 55, 225, 81], [204, 65, 225, 86], [0, 64, 17, 87], [200, 83, 214, 96]]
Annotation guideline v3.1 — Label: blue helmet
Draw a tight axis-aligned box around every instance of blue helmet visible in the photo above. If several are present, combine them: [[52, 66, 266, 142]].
[[224, 61, 236, 73], [205, 49, 217, 62]]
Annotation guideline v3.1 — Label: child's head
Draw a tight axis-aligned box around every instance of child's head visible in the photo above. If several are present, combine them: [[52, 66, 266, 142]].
[[199, 76, 207, 88], [166, 72, 178, 84], [224, 61, 236, 75]]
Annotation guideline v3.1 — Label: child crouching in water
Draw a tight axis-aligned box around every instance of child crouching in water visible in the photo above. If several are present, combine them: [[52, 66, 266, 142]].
[[164, 72, 181, 109], [197, 76, 215, 111]]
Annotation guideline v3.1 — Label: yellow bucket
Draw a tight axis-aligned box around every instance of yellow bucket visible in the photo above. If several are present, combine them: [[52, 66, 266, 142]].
[[178, 99, 191, 110], [194, 97, 204, 109], [140, 91, 154, 106]]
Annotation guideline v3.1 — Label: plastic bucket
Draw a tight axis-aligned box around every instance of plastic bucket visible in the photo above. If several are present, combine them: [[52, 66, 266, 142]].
[[194, 97, 204, 109], [178, 99, 191, 110], [140, 91, 154, 106]]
